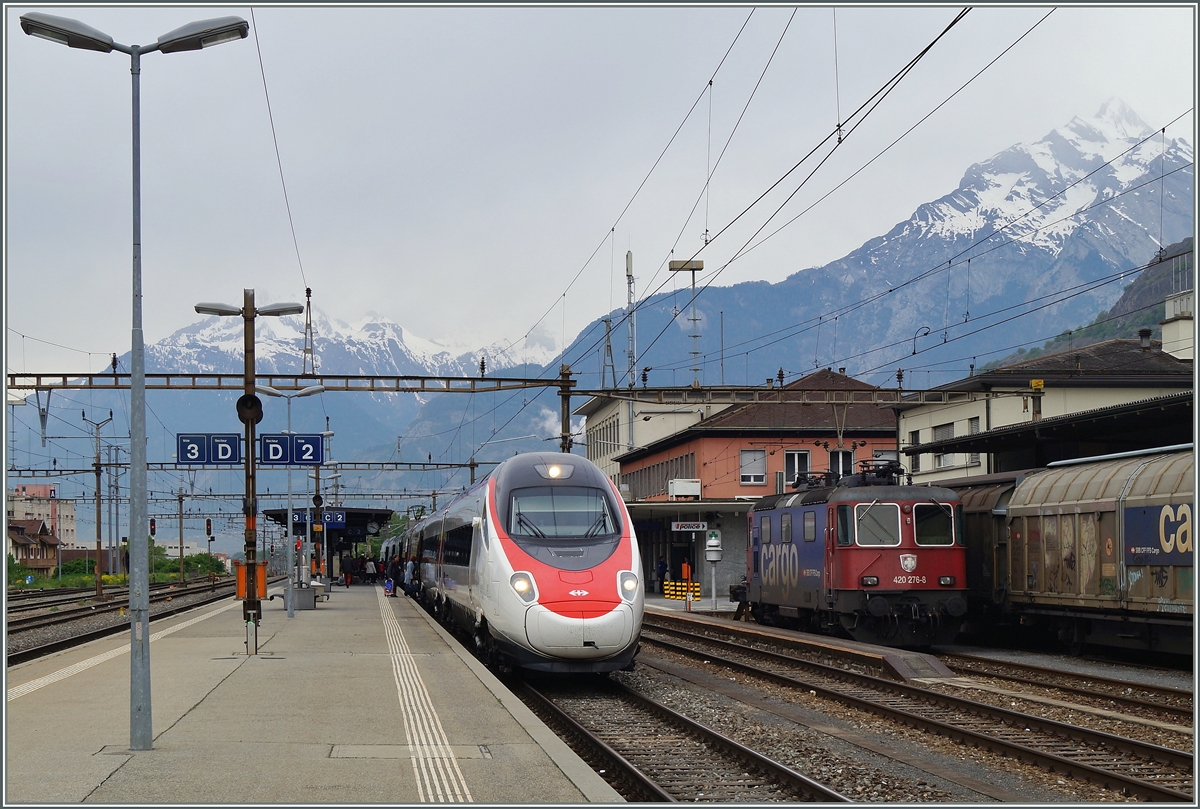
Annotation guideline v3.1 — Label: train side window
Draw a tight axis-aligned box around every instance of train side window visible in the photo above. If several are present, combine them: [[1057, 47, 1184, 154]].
[[837, 505, 853, 546], [803, 511, 816, 542], [781, 513, 793, 543], [855, 502, 901, 546], [760, 515, 772, 544], [914, 503, 954, 546], [443, 521, 472, 566]]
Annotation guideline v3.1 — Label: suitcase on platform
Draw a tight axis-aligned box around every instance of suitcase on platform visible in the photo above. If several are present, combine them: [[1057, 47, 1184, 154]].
[[384, 578, 395, 595]]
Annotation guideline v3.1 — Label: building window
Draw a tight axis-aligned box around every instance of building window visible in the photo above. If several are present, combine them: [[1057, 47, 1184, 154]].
[[934, 422, 955, 468], [830, 450, 854, 478], [968, 416, 981, 464], [909, 430, 922, 473], [784, 450, 809, 487], [740, 449, 767, 485]]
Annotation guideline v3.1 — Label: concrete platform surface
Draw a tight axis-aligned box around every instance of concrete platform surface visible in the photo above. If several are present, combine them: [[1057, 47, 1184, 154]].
[[5, 583, 621, 804]]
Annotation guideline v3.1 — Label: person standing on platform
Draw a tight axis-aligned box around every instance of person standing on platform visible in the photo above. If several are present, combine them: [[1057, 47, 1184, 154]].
[[404, 555, 416, 597], [657, 556, 668, 594], [387, 555, 402, 597], [365, 557, 377, 585]]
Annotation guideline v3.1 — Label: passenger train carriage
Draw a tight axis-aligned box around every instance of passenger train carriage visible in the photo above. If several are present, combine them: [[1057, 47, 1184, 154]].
[[385, 452, 643, 673], [741, 460, 968, 647]]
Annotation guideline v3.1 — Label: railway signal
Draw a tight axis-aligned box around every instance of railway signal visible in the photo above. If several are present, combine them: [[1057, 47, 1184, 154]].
[[149, 518, 156, 537]]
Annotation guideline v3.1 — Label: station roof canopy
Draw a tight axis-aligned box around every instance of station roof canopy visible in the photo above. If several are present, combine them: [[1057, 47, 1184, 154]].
[[905, 391, 1193, 458]]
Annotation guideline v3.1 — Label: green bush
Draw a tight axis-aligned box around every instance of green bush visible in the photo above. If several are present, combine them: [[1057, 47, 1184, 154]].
[[7, 554, 33, 586]]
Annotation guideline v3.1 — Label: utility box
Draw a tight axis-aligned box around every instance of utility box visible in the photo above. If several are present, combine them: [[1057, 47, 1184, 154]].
[[669, 479, 701, 499], [233, 560, 267, 599], [292, 586, 317, 610]]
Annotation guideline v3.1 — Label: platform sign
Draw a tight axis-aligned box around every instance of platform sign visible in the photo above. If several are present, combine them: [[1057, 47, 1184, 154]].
[[292, 435, 323, 466], [291, 510, 345, 527], [178, 434, 208, 464], [210, 435, 240, 463], [259, 435, 291, 464], [177, 433, 241, 465], [258, 434, 324, 466]]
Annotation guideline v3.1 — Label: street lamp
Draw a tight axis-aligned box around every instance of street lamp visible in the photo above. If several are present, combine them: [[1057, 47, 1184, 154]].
[[20, 10, 248, 753], [196, 291, 303, 653], [257, 384, 324, 618]]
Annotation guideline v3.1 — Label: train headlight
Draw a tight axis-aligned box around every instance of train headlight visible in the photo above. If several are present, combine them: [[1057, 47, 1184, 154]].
[[509, 572, 537, 604], [618, 571, 639, 602], [534, 462, 575, 480], [939, 576, 956, 586], [860, 576, 879, 586]]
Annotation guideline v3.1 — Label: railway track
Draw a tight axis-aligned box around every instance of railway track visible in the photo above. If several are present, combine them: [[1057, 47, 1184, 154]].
[[7, 579, 236, 633], [5, 579, 218, 616], [7, 577, 286, 667], [939, 652, 1193, 723], [516, 675, 849, 802], [641, 620, 1193, 802]]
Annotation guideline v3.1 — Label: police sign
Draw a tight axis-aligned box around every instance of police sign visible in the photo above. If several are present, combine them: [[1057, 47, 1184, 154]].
[[671, 521, 707, 532]]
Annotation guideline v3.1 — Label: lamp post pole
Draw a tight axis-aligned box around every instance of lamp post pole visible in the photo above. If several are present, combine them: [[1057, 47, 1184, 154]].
[[258, 383, 325, 618], [21, 10, 249, 752]]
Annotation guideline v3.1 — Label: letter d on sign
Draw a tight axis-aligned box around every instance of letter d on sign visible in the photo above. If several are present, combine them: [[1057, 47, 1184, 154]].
[[268, 442, 284, 461]]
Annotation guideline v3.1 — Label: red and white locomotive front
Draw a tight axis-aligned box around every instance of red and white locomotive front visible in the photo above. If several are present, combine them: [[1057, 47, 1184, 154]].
[[483, 453, 643, 672]]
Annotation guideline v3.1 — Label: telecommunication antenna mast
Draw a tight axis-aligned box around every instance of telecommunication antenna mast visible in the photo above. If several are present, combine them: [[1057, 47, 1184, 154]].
[[302, 287, 317, 375]]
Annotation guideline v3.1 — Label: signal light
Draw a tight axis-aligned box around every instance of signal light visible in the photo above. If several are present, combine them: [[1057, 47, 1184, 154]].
[[149, 518, 156, 537], [205, 518, 212, 536]]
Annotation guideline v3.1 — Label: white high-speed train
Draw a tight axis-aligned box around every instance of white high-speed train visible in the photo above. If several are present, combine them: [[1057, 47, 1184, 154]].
[[383, 452, 643, 673]]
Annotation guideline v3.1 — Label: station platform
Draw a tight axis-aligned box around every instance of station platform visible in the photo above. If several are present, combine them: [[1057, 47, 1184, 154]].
[[4, 583, 621, 804]]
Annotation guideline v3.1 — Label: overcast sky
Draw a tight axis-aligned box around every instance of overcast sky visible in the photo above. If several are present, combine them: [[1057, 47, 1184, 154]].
[[5, 4, 1196, 379]]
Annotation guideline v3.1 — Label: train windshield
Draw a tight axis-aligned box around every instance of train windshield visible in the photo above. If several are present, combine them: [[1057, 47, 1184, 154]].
[[854, 502, 901, 546], [914, 503, 955, 546], [509, 486, 619, 539]]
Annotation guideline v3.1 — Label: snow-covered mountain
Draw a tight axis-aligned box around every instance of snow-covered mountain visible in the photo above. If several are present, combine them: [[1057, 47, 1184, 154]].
[[150, 308, 557, 380], [564, 98, 1191, 388], [11, 100, 1193, 505]]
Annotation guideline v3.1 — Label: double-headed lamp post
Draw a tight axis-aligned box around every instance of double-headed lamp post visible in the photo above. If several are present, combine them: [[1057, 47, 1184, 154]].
[[20, 10, 248, 753], [256, 384, 325, 618], [196, 291, 303, 654]]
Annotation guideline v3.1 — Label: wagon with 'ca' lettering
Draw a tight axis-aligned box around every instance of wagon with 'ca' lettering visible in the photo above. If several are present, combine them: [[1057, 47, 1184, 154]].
[[955, 446, 1193, 655]]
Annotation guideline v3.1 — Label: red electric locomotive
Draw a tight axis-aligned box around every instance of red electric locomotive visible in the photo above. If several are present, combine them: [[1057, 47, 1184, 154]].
[[740, 460, 967, 647]]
